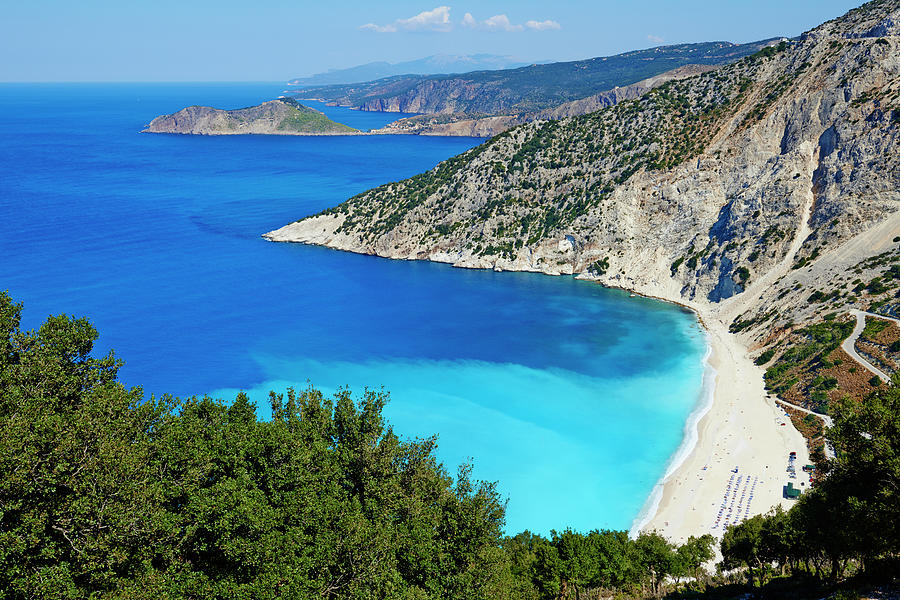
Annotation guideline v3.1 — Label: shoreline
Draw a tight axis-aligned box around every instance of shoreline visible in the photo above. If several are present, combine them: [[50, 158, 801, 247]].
[[572, 282, 811, 542], [259, 236, 812, 542], [635, 312, 810, 543], [629, 335, 717, 537]]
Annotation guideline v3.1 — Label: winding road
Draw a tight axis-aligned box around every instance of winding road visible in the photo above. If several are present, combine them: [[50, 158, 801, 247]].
[[841, 309, 900, 383], [771, 310, 899, 461]]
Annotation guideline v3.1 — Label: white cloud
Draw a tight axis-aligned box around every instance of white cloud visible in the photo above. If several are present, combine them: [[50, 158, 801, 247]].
[[482, 14, 523, 32], [461, 13, 559, 32], [399, 6, 453, 31], [360, 23, 398, 33], [525, 19, 561, 31], [647, 34, 665, 44], [364, 8, 559, 34], [360, 6, 453, 33]]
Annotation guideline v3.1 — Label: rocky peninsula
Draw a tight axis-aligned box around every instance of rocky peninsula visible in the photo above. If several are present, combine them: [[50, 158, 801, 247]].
[[143, 98, 358, 136]]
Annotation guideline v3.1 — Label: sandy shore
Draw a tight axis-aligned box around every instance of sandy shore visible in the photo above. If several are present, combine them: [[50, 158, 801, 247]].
[[633, 314, 811, 544]]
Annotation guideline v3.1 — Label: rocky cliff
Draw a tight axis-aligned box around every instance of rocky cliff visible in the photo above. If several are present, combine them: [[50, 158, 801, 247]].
[[267, 0, 900, 346], [372, 65, 720, 137], [298, 41, 774, 117], [143, 98, 358, 136]]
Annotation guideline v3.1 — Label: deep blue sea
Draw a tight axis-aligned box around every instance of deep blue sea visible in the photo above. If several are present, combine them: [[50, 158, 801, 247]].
[[0, 83, 707, 534]]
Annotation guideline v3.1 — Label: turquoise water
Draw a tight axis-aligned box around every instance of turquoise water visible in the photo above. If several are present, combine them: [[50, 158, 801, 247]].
[[0, 83, 707, 534]]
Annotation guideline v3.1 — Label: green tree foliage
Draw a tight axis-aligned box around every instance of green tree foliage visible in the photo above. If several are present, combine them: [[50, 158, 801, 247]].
[[631, 532, 678, 597], [721, 377, 900, 584], [5, 289, 899, 598], [826, 385, 900, 569], [498, 528, 712, 600], [721, 514, 768, 587], [674, 534, 715, 585], [0, 292, 508, 599]]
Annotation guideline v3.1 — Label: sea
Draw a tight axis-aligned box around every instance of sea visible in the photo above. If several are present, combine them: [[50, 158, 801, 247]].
[[0, 82, 708, 535]]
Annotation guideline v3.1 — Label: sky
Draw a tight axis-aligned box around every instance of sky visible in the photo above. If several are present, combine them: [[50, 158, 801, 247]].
[[1, 0, 865, 82]]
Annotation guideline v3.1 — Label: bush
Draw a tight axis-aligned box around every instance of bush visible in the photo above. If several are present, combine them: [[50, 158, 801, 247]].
[[755, 349, 776, 365], [808, 291, 826, 303], [588, 257, 610, 276]]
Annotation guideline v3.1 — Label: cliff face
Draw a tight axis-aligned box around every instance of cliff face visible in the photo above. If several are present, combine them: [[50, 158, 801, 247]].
[[143, 98, 358, 136], [267, 1, 900, 341], [299, 40, 774, 117], [372, 65, 720, 137]]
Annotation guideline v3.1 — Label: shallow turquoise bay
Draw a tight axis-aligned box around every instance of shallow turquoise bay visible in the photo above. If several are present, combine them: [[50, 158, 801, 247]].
[[0, 83, 707, 534]]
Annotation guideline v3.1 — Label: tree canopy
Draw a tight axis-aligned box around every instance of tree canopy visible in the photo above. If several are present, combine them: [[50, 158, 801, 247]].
[[0, 292, 507, 599], [2, 290, 899, 599]]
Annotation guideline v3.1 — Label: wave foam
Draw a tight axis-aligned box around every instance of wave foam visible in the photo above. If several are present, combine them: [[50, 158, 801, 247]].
[[629, 334, 716, 538]]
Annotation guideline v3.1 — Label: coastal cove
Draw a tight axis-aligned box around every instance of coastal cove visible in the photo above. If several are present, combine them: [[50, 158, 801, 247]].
[[0, 83, 711, 535]]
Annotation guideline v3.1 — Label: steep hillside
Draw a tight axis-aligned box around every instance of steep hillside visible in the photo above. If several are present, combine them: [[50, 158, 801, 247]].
[[143, 98, 358, 136], [296, 41, 775, 116], [267, 0, 900, 342], [372, 65, 719, 137]]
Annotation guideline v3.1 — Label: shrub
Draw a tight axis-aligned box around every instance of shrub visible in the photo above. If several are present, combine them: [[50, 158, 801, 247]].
[[808, 291, 826, 303], [755, 349, 775, 365]]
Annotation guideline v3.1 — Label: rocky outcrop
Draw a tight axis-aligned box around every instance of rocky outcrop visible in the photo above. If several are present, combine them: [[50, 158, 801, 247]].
[[143, 98, 358, 136], [372, 65, 720, 137], [267, 0, 900, 343], [535, 65, 719, 120]]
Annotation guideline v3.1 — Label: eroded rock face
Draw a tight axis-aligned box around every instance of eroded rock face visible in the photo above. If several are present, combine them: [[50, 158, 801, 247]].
[[266, 1, 900, 329], [143, 99, 358, 136], [298, 40, 772, 120], [371, 65, 721, 138]]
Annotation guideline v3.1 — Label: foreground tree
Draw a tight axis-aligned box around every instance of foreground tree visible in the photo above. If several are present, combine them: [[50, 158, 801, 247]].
[[0, 292, 509, 599], [674, 534, 715, 586], [827, 386, 900, 565], [631, 532, 677, 597]]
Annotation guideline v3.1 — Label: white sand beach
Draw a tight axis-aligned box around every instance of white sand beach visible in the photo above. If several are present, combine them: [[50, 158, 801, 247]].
[[633, 212, 900, 543], [635, 315, 811, 543]]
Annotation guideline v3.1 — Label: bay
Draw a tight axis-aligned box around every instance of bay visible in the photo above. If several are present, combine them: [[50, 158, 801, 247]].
[[0, 83, 706, 534]]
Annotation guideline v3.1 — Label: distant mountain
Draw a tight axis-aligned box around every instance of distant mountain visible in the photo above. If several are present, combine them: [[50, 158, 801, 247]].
[[289, 54, 535, 87], [294, 40, 779, 116]]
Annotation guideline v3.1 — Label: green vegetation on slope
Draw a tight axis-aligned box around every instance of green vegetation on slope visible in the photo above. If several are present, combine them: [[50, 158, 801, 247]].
[[316, 43, 800, 252], [275, 99, 357, 133], [744, 247, 900, 422], [763, 318, 855, 400], [2, 290, 900, 598], [298, 40, 776, 115]]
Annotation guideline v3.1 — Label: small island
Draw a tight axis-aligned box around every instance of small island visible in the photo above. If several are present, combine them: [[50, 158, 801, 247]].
[[142, 97, 359, 136]]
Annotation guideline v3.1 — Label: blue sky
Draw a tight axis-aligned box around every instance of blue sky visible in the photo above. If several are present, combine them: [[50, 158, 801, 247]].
[[1, 0, 864, 82]]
